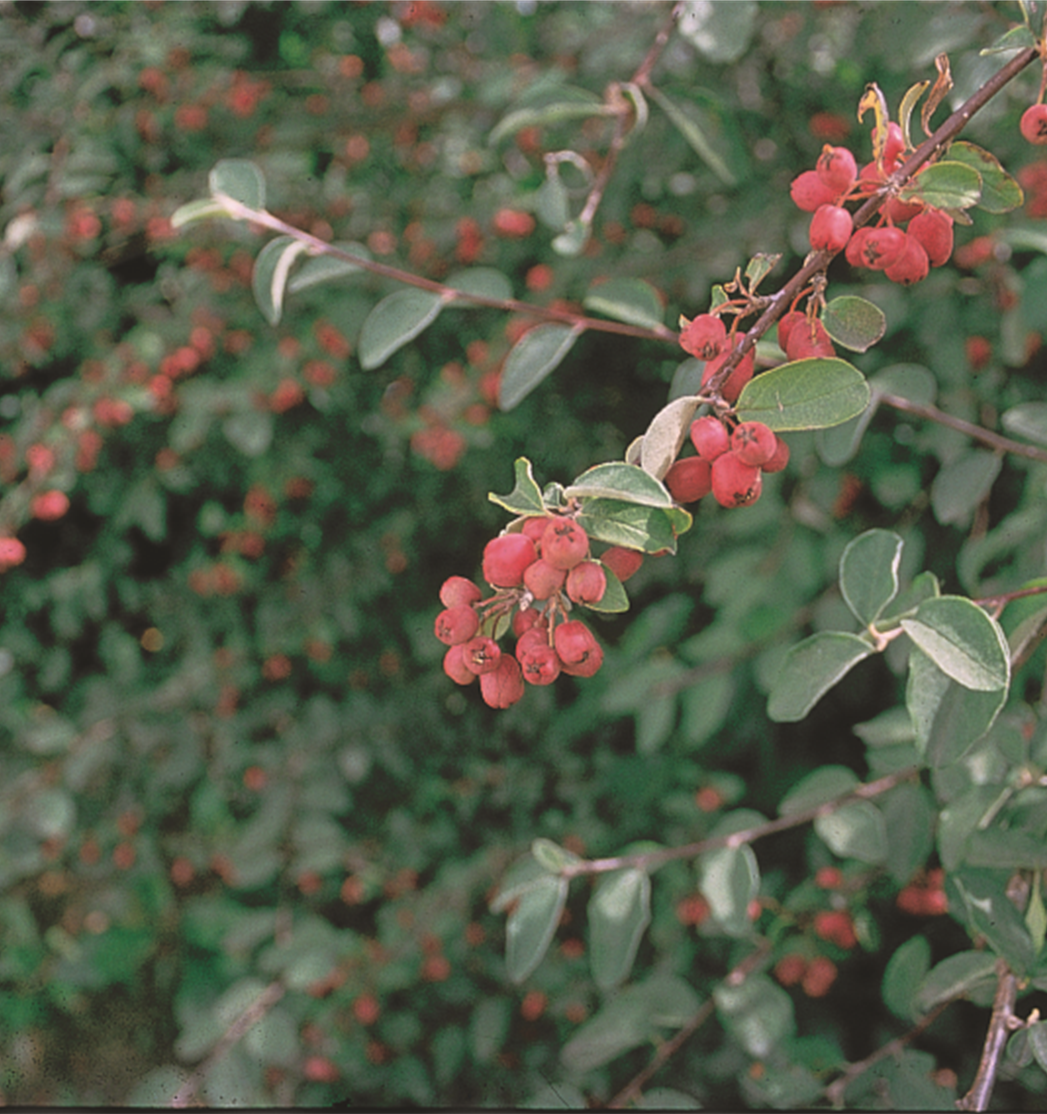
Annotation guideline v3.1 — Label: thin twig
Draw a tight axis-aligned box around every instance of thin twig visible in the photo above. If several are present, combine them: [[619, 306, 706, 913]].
[[169, 979, 286, 1108], [956, 960, 1019, 1111], [559, 767, 917, 880], [605, 940, 771, 1110]]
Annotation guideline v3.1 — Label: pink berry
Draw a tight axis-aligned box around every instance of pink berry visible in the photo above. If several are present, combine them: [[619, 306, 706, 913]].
[[565, 559, 607, 605], [761, 435, 790, 474], [521, 516, 551, 545], [523, 557, 567, 600], [777, 310, 806, 353], [0, 537, 26, 569], [881, 195, 923, 223], [1021, 104, 1047, 145], [434, 604, 480, 646], [443, 644, 477, 685], [664, 457, 712, 504], [883, 121, 906, 168], [480, 655, 525, 707], [540, 519, 589, 571], [786, 318, 835, 361], [554, 620, 604, 678], [701, 350, 754, 404], [31, 490, 70, 521], [847, 225, 906, 270], [517, 641, 561, 685], [439, 575, 483, 608], [461, 636, 502, 675], [482, 533, 537, 587], [690, 415, 730, 460], [515, 627, 550, 658], [883, 233, 929, 286], [679, 313, 727, 360], [809, 204, 853, 253], [731, 422, 777, 467], [600, 546, 644, 583], [790, 169, 835, 212], [710, 452, 763, 508], [908, 208, 953, 267], [512, 608, 543, 637], [815, 145, 857, 194]]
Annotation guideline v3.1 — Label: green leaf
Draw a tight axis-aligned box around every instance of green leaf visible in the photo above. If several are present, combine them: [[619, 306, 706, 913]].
[[871, 363, 938, 407], [882, 783, 935, 886], [638, 396, 701, 481], [767, 632, 874, 723], [358, 290, 446, 370], [209, 158, 266, 209], [744, 253, 781, 289], [815, 801, 888, 864], [1026, 874, 1047, 957], [251, 235, 310, 326], [714, 974, 794, 1058], [678, 0, 758, 63], [900, 596, 1010, 692], [1001, 401, 1047, 445], [505, 872, 569, 983], [531, 837, 581, 874], [980, 24, 1037, 55], [900, 160, 981, 210], [583, 278, 664, 330], [883, 936, 931, 1021], [488, 458, 546, 517], [223, 411, 273, 458], [645, 85, 735, 185], [445, 267, 514, 303], [699, 844, 759, 937], [952, 870, 1037, 976], [287, 242, 371, 293], [576, 498, 684, 555], [913, 950, 998, 1013], [552, 220, 591, 258], [588, 868, 651, 990], [170, 197, 233, 229], [930, 450, 1002, 527], [821, 296, 887, 353], [499, 323, 583, 411], [587, 563, 629, 615], [489, 87, 611, 146], [779, 766, 859, 816], [565, 462, 674, 508], [946, 141, 1024, 213], [839, 529, 904, 626], [735, 358, 871, 432]]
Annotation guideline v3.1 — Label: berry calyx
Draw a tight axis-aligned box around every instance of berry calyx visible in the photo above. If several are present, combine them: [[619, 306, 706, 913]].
[[540, 518, 589, 571], [439, 575, 483, 608], [711, 452, 763, 508], [480, 655, 525, 708], [731, 421, 777, 467], [461, 636, 502, 675], [690, 415, 730, 460], [809, 203, 853, 253], [523, 557, 567, 600], [434, 604, 480, 646], [1021, 103, 1047, 145], [517, 640, 561, 686], [846, 225, 906, 271], [565, 559, 607, 605], [664, 456, 712, 504], [554, 620, 604, 677], [601, 546, 644, 582], [679, 313, 727, 360], [482, 533, 538, 587]]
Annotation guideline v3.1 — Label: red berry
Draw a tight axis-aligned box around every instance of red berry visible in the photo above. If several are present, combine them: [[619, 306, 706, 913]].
[[566, 559, 607, 605], [883, 121, 906, 168], [515, 627, 550, 658], [776, 310, 806, 353], [434, 605, 480, 646], [802, 956, 838, 998], [883, 233, 929, 286], [690, 415, 730, 460], [540, 519, 589, 571], [701, 350, 754, 404], [440, 575, 483, 609], [482, 533, 538, 587], [31, 490, 70, 521], [1020, 103, 1047, 145], [461, 636, 502, 675], [480, 655, 525, 707], [815, 145, 857, 194], [762, 435, 790, 474], [786, 318, 835, 361], [815, 866, 844, 889], [731, 421, 776, 467], [600, 546, 644, 583], [443, 644, 477, 685], [553, 620, 603, 678], [0, 537, 26, 570], [774, 953, 808, 987], [664, 456, 712, 504], [790, 169, 836, 212], [521, 516, 551, 545], [710, 452, 763, 508], [813, 910, 857, 949], [523, 557, 567, 600], [966, 335, 992, 370], [908, 208, 953, 267], [517, 641, 561, 686], [881, 195, 923, 224], [809, 204, 853, 253], [679, 313, 727, 360], [847, 225, 906, 270], [492, 208, 536, 238], [512, 608, 543, 636]]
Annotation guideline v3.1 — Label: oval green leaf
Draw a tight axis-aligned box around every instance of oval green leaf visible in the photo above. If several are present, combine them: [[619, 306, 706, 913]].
[[821, 295, 886, 353], [170, 197, 232, 229], [900, 595, 1010, 691], [359, 289, 445, 370], [779, 765, 859, 816], [767, 632, 874, 723], [488, 457, 546, 517], [930, 450, 1002, 527], [506, 873, 568, 983], [588, 868, 651, 990], [638, 395, 701, 481], [1001, 401, 1047, 445], [565, 462, 674, 508], [839, 528, 903, 626], [499, 323, 582, 411], [287, 242, 371, 293], [814, 801, 888, 864], [209, 158, 265, 209], [914, 951, 998, 1013], [252, 235, 310, 326], [735, 358, 870, 432], [532, 837, 581, 873], [444, 267, 513, 303], [489, 87, 609, 146], [883, 935, 931, 1021], [583, 278, 664, 330], [575, 498, 681, 555], [700, 844, 759, 937], [714, 974, 794, 1059], [947, 140, 1024, 213], [901, 160, 981, 210]]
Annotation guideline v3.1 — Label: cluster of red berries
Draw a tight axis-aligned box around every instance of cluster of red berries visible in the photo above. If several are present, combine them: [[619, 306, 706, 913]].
[[663, 415, 789, 509], [435, 516, 645, 708], [790, 125, 955, 286]]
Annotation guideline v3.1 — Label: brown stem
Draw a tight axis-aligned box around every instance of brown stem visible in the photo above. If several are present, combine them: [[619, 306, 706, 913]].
[[956, 960, 1019, 1111], [559, 767, 917, 880]]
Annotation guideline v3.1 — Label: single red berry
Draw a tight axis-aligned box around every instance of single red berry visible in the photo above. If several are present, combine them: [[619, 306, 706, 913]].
[[434, 604, 480, 646], [523, 557, 567, 600], [790, 169, 836, 212], [786, 318, 835, 361], [855, 160, 887, 196], [813, 910, 857, 950], [443, 644, 477, 685], [815, 145, 857, 194], [690, 415, 730, 460], [848, 225, 906, 270], [711, 452, 763, 508], [517, 641, 561, 685], [515, 626, 550, 658], [521, 516, 551, 545], [814, 866, 844, 889], [1020, 103, 1047, 145], [492, 208, 536, 238], [802, 956, 838, 998], [439, 575, 483, 608], [809, 203, 853, 253], [731, 421, 777, 467], [679, 313, 727, 360], [0, 537, 26, 569], [776, 310, 806, 353], [884, 233, 929, 286], [31, 490, 70, 521], [881, 195, 923, 223], [482, 533, 538, 587], [965, 335, 992, 370], [701, 349, 754, 404], [540, 519, 589, 571], [908, 207, 953, 267], [480, 654, 525, 707], [882, 121, 906, 168], [461, 636, 502, 675], [566, 559, 607, 605], [600, 546, 644, 582], [774, 953, 808, 987], [554, 620, 603, 677], [664, 456, 712, 504], [512, 608, 543, 637], [762, 435, 790, 474]]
